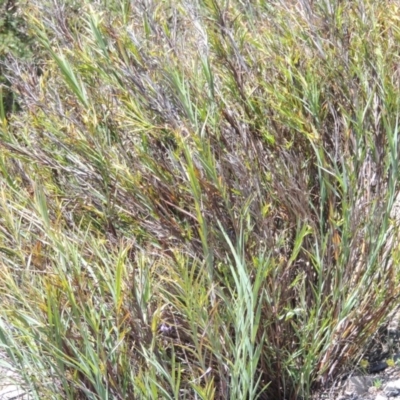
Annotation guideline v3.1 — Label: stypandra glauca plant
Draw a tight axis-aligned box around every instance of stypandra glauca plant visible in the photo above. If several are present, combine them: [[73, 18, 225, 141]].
[[1, 0, 400, 399]]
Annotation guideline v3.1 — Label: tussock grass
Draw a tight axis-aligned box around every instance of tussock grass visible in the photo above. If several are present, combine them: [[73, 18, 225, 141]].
[[1, 0, 400, 398]]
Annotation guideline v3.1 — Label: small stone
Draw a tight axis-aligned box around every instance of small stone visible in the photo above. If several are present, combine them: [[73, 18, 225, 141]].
[[369, 386, 379, 394]]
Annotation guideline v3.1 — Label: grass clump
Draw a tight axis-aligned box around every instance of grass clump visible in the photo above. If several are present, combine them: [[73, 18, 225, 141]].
[[1, 0, 400, 398]]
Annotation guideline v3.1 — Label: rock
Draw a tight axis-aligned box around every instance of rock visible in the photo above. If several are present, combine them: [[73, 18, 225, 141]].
[[384, 378, 400, 396], [345, 375, 376, 396], [0, 350, 28, 400], [0, 383, 27, 399]]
